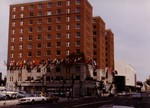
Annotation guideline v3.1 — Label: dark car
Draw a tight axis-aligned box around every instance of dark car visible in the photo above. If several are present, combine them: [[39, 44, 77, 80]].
[[130, 93, 142, 100], [45, 94, 59, 102], [0, 94, 6, 100]]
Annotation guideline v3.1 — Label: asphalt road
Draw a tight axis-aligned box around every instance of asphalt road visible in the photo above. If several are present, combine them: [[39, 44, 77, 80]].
[[1, 92, 150, 108]]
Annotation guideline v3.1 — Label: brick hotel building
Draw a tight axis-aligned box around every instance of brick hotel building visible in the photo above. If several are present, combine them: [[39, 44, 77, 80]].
[[7, 0, 114, 96]]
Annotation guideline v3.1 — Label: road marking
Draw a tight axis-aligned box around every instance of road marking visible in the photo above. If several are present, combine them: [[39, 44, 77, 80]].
[[72, 100, 112, 107]]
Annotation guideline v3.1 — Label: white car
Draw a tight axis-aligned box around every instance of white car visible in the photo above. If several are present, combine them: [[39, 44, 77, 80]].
[[18, 94, 47, 104]]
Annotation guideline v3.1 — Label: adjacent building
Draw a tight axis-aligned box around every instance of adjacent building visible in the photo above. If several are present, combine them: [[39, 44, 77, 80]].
[[115, 60, 136, 91]]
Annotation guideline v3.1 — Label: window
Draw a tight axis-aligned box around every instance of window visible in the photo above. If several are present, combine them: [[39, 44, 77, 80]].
[[56, 42, 61, 47], [19, 45, 23, 50], [47, 2, 52, 7], [57, 1, 62, 6], [27, 77, 31, 81], [56, 17, 61, 22], [56, 25, 61, 30], [11, 53, 14, 58], [66, 16, 70, 22], [47, 26, 51, 31], [76, 15, 80, 21], [19, 53, 23, 58], [46, 77, 50, 81], [28, 27, 33, 33], [47, 18, 51, 23], [93, 25, 96, 29], [47, 34, 51, 39], [28, 51, 32, 57], [20, 13, 24, 18], [28, 35, 32, 41], [56, 33, 61, 38], [28, 44, 32, 49], [37, 43, 42, 48], [46, 50, 51, 56], [67, 0, 70, 6], [93, 31, 96, 35], [66, 24, 70, 30], [66, 33, 70, 38], [20, 28, 23, 34], [37, 51, 41, 56], [11, 37, 15, 42], [12, 29, 15, 34], [66, 50, 70, 55], [37, 27, 42, 32], [37, 35, 42, 40], [75, 40, 80, 46], [38, 4, 42, 9], [19, 36, 23, 41], [66, 41, 70, 47], [93, 52, 96, 55], [56, 50, 61, 55], [29, 12, 33, 17], [37, 12, 42, 16], [29, 5, 33, 10], [37, 68, 41, 72], [57, 9, 61, 14], [94, 45, 96, 49], [56, 67, 61, 72], [11, 45, 15, 50], [12, 22, 15, 27], [76, 49, 80, 54], [37, 19, 42, 24], [76, 32, 80, 38], [47, 11, 52, 15], [20, 20, 24, 26], [13, 7, 16, 12], [76, 23, 80, 29], [66, 9, 70, 13], [29, 20, 33, 24], [76, 7, 80, 13], [12, 14, 16, 19], [21, 6, 24, 11], [76, 0, 81, 4], [93, 38, 96, 42], [56, 76, 60, 80], [46, 42, 51, 47]]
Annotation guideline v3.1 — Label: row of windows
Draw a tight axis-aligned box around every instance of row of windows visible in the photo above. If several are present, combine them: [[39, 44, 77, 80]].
[[10, 32, 81, 42], [12, 16, 81, 27], [11, 24, 81, 34], [10, 41, 81, 50], [12, 7, 81, 19], [10, 49, 81, 58], [12, 0, 81, 12]]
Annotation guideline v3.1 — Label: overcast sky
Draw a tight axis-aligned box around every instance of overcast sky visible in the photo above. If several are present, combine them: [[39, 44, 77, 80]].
[[0, 0, 150, 81]]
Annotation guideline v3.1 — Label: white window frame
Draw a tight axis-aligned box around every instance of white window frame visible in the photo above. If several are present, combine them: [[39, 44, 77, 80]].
[[66, 41, 70, 47], [21, 6, 24, 11], [47, 11, 52, 15]]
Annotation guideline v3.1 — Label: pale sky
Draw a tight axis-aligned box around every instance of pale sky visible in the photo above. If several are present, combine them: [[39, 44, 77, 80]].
[[0, 0, 150, 81]]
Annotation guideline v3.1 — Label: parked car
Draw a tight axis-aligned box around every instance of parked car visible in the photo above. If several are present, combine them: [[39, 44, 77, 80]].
[[45, 94, 59, 102], [0, 94, 6, 100], [130, 93, 142, 100], [18, 94, 47, 104]]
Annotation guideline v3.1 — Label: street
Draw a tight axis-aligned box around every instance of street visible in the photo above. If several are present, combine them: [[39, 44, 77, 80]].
[[1, 92, 150, 108]]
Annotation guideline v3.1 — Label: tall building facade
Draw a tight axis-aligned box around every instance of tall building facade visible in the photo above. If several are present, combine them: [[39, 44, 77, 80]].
[[105, 29, 114, 68], [7, 0, 95, 96], [7, 0, 114, 96], [8, 0, 93, 64], [93, 16, 106, 70]]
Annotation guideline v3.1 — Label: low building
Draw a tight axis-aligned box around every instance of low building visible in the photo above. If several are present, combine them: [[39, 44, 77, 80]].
[[115, 60, 136, 92]]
